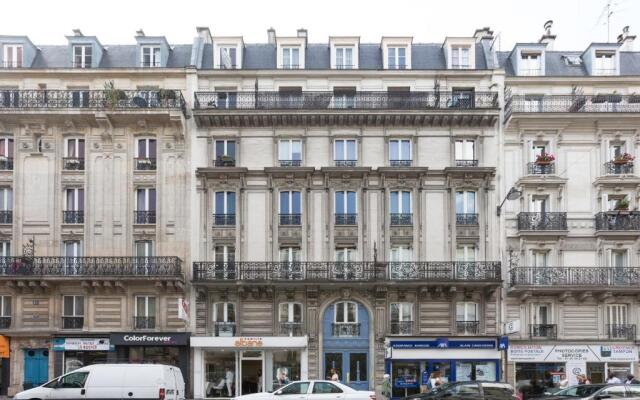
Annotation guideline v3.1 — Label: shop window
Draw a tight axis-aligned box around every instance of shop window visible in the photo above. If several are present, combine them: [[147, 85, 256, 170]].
[[205, 351, 236, 397], [515, 363, 565, 390], [455, 361, 497, 381], [63, 351, 108, 373], [273, 350, 301, 391], [391, 361, 420, 399], [129, 346, 179, 366]]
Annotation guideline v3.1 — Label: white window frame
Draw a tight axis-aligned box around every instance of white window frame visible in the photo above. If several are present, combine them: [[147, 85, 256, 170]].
[[214, 139, 236, 158], [63, 240, 82, 257], [219, 46, 238, 69], [0, 241, 9, 257], [3, 44, 23, 68], [213, 302, 236, 323], [134, 240, 153, 258], [456, 190, 476, 214], [520, 52, 542, 76], [72, 45, 92, 68], [610, 249, 628, 268], [279, 247, 300, 263], [609, 143, 626, 160], [390, 302, 413, 323], [335, 247, 357, 262], [135, 296, 156, 318], [606, 304, 628, 325], [531, 303, 553, 325], [62, 295, 84, 317], [389, 139, 412, 162], [0, 296, 10, 317], [390, 190, 412, 213], [451, 46, 470, 69], [455, 139, 475, 160], [64, 138, 85, 158], [334, 139, 357, 162], [595, 51, 616, 76], [141, 46, 161, 68], [0, 137, 13, 158], [530, 195, 550, 213], [456, 302, 478, 322], [135, 188, 156, 212], [279, 191, 300, 214], [278, 139, 302, 162], [65, 188, 83, 211], [387, 47, 407, 70], [282, 47, 300, 69], [335, 47, 354, 69], [606, 194, 628, 211], [334, 301, 358, 323], [135, 138, 156, 159], [531, 250, 549, 267], [0, 188, 12, 211], [214, 191, 235, 215], [334, 191, 357, 214], [214, 245, 235, 263], [456, 245, 477, 262], [390, 245, 412, 262], [279, 302, 303, 323]]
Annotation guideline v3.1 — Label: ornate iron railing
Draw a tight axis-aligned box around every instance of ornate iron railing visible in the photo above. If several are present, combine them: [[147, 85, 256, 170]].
[[0, 211, 12, 224], [332, 322, 360, 337], [508, 94, 640, 114], [213, 214, 236, 226], [214, 322, 236, 337], [604, 161, 634, 175], [335, 214, 357, 225], [63, 157, 85, 171], [133, 316, 155, 330], [63, 211, 84, 224], [455, 160, 479, 167], [530, 324, 557, 339], [279, 214, 301, 225], [456, 213, 478, 225], [389, 160, 413, 167], [134, 211, 156, 224], [214, 158, 236, 167], [194, 91, 500, 110], [595, 212, 640, 231], [390, 321, 413, 335], [279, 160, 302, 167], [0, 256, 182, 277], [390, 213, 412, 226], [279, 322, 304, 336], [62, 316, 84, 330], [193, 261, 501, 282], [456, 321, 480, 335], [134, 158, 157, 171], [510, 267, 640, 286], [0, 157, 13, 171], [517, 212, 567, 231], [607, 324, 636, 340], [0, 316, 10, 329], [335, 160, 357, 167], [527, 162, 555, 175]]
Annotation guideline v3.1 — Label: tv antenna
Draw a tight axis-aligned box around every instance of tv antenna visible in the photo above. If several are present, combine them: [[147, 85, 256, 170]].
[[595, 0, 628, 42]]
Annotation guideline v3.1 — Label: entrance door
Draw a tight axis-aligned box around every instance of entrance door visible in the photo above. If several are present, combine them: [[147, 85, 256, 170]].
[[240, 351, 263, 395], [24, 349, 48, 388], [323, 352, 368, 390]]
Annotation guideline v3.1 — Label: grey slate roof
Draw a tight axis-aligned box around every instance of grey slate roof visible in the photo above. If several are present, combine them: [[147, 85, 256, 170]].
[[498, 50, 640, 76]]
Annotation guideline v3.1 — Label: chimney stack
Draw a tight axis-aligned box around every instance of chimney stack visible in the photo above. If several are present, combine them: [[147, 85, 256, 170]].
[[539, 20, 556, 50], [473, 26, 494, 42], [297, 28, 308, 46], [72, 29, 83, 37], [136, 29, 145, 37], [267, 28, 276, 45], [618, 26, 636, 51], [196, 26, 213, 44]]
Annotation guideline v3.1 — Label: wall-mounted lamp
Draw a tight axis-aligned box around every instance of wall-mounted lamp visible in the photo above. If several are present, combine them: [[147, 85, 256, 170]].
[[496, 187, 522, 216]]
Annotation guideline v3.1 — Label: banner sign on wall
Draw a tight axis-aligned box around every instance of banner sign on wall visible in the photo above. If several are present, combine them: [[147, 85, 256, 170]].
[[53, 338, 112, 351], [508, 344, 638, 362]]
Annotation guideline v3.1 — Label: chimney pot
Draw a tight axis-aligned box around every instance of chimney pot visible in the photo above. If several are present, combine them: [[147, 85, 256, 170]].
[[136, 29, 145, 37], [72, 29, 83, 37], [267, 28, 276, 45], [618, 26, 635, 51], [539, 20, 556, 50], [196, 26, 213, 44], [297, 28, 307, 38]]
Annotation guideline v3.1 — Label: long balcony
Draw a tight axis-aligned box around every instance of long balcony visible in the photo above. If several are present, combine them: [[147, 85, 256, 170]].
[[192, 261, 501, 284], [607, 324, 636, 340], [193, 91, 500, 128], [595, 212, 640, 232], [509, 267, 640, 289], [530, 324, 557, 339], [507, 94, 640, 114], [517, 212, 567, 232]]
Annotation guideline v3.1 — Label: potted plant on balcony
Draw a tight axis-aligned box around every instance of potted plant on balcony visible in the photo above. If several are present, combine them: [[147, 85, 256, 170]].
[[103, 80, 127, 108], [613, 153, 635, 165], [614, 197, 630, 212], [535, 153, 556, 165], [157, 89, 177, 105]]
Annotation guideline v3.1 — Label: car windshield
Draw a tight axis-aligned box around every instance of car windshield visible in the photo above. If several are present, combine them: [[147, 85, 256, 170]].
[[553, 385, 606, 397]]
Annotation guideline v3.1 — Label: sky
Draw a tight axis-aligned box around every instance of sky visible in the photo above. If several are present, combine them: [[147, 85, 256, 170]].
[[2, 0, 639, 51]]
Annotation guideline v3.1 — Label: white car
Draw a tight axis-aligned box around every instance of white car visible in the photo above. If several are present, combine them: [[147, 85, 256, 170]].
[[238, 380, 375, 400]]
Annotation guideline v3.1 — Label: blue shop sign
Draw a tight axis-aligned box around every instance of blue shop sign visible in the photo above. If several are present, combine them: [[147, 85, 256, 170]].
[[498, 336, 509, 350], [390, 339, 496, 349], [395, 375, 419, 388], [421, 370, 430, 386]]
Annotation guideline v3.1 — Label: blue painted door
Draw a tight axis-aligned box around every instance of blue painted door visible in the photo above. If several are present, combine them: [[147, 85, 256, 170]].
[[24, 349, 48, 388]]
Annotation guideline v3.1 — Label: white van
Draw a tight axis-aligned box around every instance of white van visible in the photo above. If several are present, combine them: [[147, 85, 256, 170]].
[[14, 364, 185, 400]]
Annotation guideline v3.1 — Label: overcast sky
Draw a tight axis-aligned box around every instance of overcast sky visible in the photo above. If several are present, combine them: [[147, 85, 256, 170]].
[[3, 0, 638, 51]]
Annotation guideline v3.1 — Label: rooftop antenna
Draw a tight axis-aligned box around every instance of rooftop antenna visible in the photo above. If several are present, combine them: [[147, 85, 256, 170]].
[[595, 0, 628, 42]]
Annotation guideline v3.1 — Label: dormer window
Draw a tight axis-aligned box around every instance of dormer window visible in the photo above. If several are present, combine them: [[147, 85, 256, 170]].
[[73, 45, 92, 68], [451, 46, 470, 69], [219, 47, 237, 69], [3, 45, 22, 68], [335, 47, 354, 69], [282, 47, 300, 69], [141, 46, 161, 68], [595, 51, 616, 75], [387, 47, 407, 69], [520, 52, 541, 76]]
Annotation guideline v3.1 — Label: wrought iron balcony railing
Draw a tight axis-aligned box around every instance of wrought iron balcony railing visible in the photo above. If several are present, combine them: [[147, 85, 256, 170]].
[[63, 157, 85, 171], [134, 158, 157, 171], [604, 161, 634, 175], [390, 160, 413, 167], [456, 321, 480, 335], [607, 324, 636, 340], [62, 316, 84, 330], [193, 261, 501, 282], [390, 321, 414, 335], [214, 158, 236, 167], [63, 211, 84, 224], [133, 316, 155, 330], [194, 91, 500, 111], [0, 89, 186, 112], [334, 160, 357, 167], [595, 211, 640, 231], [510, 267, 640, 287], [134, 211, 156, 224], [0, 316, 10, 329], [213, 214, 236, 226], [455, 160, 479, 167], [279, 214, 301, 226], [335, 214, 357, 225], [527, 162, 555, 175], [0, 157, 13, 171], [279, 321, 304, 336], [517, 212, 567, 231], [508, 94, 640, 114], [0, 211, 12, 224], [390, 213, 412, 226], [456, 213, 478, 225], [530, 324, 557, 339], [279, 160, 302, 167], [332, 322, 360, 337], [0, 256, 182, 277], [214, 321, 236, 337]]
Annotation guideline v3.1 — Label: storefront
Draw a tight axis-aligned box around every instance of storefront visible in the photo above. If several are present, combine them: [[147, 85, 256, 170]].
[[191, 336, 308, 399], [53, 337, 112, 376], [110, 332, 190, 393], [0, 335, 9, 396], [385, 338, 501, 399], [508, 344, 638, 389]]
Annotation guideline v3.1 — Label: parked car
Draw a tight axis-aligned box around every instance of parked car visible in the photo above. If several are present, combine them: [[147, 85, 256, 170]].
[[405, 381, 515, 400], [530, 384, 640, 400], [14, 363, 185, 400], [237, 380, 375, 400]]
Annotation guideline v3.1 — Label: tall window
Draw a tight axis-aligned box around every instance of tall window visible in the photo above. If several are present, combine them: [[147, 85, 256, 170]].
[[333, 87, 356, 109], [141, 46, 161, 67], [456, 245, 476, 262], [389, 139, 412, 166], [456, 302, 478, 334], [219, 47, 237, 69], [214, 245, 235, 279], [135, 138, 156, 170], [62, 295, 84, 329], [279, 247, 302, 280], [73, 45, 92, 68], [531, 195, 550, 213], [390, 245, 413, 279], [595, 51, 615, 75], [531, 250, 549, 267], [3, 44, 23, 68], [279, 247, 301, 262], [135, 240, 153, 258], [388, 47, 406, 69], [278, 139, 302, 166], [520, 52, 541, 76], [279, 302, 303, 336], [390, 190, 411, 225], [63, 240, 82, 275], [610, 249, 627, 268], [335, 248, 357, 262], [214, 191, 236, 226], [214, 89, 237, 109], [451, 46, 470, 69], [63, 240, 81, 257], [213, 302, 236, 336], [335, 191, 357, 225], [390, 303, 413, 335], [607, 304, 629, 339], [0, 188, 11, 224], [0, 241, 9, 256], [214, 140, 236, 166], [335, 47, 354, 69], [135, 188, 156, 224], [455, 139, 475, 164], [282, 47, 300, 69], [135, 296, 156, 329], [532, 303, 551, 325], [0, 138, 13, 170], [64, 188, 84, 224], [335, 301, 357, 323], [334, 139, 357, 166], [607, 304, 627, 326], [0, 296, 10, 328], [63, 138, 85, 170], [279, 191, 301, 225], [456, 191, 477, 225]]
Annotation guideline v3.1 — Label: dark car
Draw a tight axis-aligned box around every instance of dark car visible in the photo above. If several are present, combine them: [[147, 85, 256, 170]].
[[529, 384, 640, 400], [404, 381, 515, 400]]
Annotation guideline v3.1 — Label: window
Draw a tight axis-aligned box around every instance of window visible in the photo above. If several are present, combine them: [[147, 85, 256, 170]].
[[73, 45, 92, 68], [63, 240, 82, 257], [391, 246, 412, 263], [609, 143, 625, 161], [312, 382, 342, 394], [455, 191, 477, 222], [213, 302, 236, 336], [607, 305, 628, 327], [456, 245, 476, 262], [214, 140, 236, 166], [390, 190, 411, 225], [388, 47, 407, 69], [135, 188, 156, 224], [64, 188, 84, 224], [607, 195, 628, 212], [282, 47, 300, 69], [595, 51, 616, 75], [389, 139, 412, 166], [0, 296, 11, 317], [135, 296, 156, 329], [334, 139, 357, 166], [279, 247, 301, 263], [280, 382, 310, 395], [0, 138, 14, 170], [214, 245, 235, 263], [455, 139, 475, 163], [335, 191, 357, 225], [214, 191, 236, 225], [0, 188, 13, 211], [219, 47, 237, 69], [0, 241, 9, 256], [135, 138, 156, 160], [531, 195, 550, 213], [335, 47, 354, 69], [390, 303, 413, 335], [520, 52, 542, 76], [610, 249, 627, 268], [451, 88, 475, 108], [456, 302, 478, 334], [532, 303, 552, 325], [279, 191, 301, 225], [278, 139, 302, 166], [65, 138, 85, 158], [524, 95, 544, 112], [213, 90, 237, 109], [335, 301, 357, 323], [141, 46, 161, 67], [3, 44, 23, 68], [62, 295, 84, 329], [333, 87, 356, 109], [335, 248, 357, 262], [532, 250, 549, 267], [134, 240, 153, 258], [451, 46, 470, 69], [279, 302, 302, 323]]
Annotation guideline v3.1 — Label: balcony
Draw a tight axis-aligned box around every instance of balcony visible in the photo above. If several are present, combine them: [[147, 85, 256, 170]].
[[335, 214, 357, 226], [279, 322, 304, 336], [134, 158, 157, 171], [456, 213, 478, 225], [604, 161, 634, 175], [509, 267, 640, 288], [456, 321, 480, 335], [62, 316, 84, 330], [390, 321, 413, 336], [0, 256, 182, 278], [607, 324, 636, 340], [63, 211, 84, 224], [279, 214, 301, 226], [507, 94, 640, 115], [455, 160, 479, 167], [214, 158, 236, 167], [214, 214, 236, 226], [0, 157, 13, 171], [335, 160, 357, 167], [332, 322, 360, 337], [193, 91, 500, 128], [214, 321, 236, 337], [595, 212, 640, 232], [517, 212, 567, 232], [0, 316, 10, 329], [63, 157, 85, 171], [0, 211, 12, 224], [527, 162, 555, 175], [279, 160, 302, 167], [390, 160, 412, 167], [530, 324, 558, 339], [133, 316, 155, 330], [134, 211, 156, 224], [390, 213, 412, 226]]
